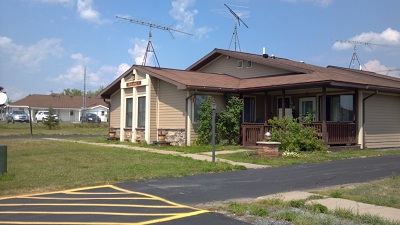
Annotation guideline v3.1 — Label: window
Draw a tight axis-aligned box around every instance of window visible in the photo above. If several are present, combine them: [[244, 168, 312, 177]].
[[137, 96, 146, 127], [319, 95, 354, 122], [193, 95, 208, 122], [126, 98, 133, 127], [243, 96, 256, 122], [246, 61, 252, 68], [101, 111, 105, 116], [237, 60, 243, 68]]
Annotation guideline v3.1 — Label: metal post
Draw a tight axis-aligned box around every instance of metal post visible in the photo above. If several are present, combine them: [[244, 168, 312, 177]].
[[211, 99, 217, 163]]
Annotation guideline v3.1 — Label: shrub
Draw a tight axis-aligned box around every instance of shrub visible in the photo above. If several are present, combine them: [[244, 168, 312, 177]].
[[268, 114, 327, 152], [216, 95, 243, 145], [43, 107, 59, 130], [194, 96, 213, 145]]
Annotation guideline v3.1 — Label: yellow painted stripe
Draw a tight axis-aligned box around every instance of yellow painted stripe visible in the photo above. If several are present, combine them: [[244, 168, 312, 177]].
[[21, 197, 154, 200], [0, 203, 183, 208], [0, 210, 208, 216]]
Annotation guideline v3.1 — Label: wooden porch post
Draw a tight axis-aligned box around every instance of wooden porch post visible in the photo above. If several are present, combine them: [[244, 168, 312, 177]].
[[322, 87, 328, 144], [264, 91, 269, 123]]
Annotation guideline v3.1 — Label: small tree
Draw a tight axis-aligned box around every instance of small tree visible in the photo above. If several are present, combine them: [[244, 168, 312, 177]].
[[43, 107, 59, 130], [194, 96, 213, 145], [268, 114, 327, 152], [216, 95, 243, 145]]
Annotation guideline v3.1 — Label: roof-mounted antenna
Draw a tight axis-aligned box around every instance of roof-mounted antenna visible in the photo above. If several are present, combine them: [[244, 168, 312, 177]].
[[335, 40, 387, 70], [116, 16, 193, 68], [224, 4, 249, 52]]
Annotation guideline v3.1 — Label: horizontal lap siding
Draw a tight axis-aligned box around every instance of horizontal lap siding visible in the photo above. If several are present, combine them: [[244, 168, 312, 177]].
[[365, 94, 400, 148], [150, 78, 158, 142], [158, 80, 186, 129], [110, 90, 121, 128], [199, 57, 291, 79]]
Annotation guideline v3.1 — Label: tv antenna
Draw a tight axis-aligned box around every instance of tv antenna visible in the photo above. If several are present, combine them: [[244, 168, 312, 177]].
[[116, 16, 193, 67], [335, 40, 387, 70], [377, 68, 400, 76], [224, 4, 249, 52]]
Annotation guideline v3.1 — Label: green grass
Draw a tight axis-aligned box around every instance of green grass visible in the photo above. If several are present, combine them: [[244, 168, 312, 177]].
[[0, 121, 108, 136], [313, 174, 400, 209], [217, 149, 400, 167], [212, 184, 399, 225], [0, 138, 244, 197]]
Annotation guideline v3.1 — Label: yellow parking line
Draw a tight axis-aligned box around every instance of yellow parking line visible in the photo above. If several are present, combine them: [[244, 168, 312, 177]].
[[0, 203, 183, 208], [0, 184, 209, 225]]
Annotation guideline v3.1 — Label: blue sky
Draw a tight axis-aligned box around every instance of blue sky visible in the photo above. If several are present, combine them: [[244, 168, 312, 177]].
[[1, 0, 399, 101]]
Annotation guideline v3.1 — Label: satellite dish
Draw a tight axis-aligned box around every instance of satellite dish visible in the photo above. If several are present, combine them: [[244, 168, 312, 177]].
[[0, 92, 8, 105]]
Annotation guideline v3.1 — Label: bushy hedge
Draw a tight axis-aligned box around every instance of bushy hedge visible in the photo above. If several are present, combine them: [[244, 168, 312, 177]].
[[268, 114, 327, 152]]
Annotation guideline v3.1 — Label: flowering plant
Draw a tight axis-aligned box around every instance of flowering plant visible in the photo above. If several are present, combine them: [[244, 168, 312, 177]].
[[282, 151, 301, 158]]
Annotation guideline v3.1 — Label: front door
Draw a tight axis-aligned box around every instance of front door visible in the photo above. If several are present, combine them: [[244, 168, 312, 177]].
[[243, 96, 256, 122], [299, 97, 316, 120]]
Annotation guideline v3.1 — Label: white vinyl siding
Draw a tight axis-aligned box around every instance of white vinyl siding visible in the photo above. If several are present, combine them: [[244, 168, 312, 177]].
[[158, 80, 186, 129], [198, 56, 292, 79], [150, 77, 158, 142], [365, 94, 400, 148], [110, 90, 121, 128]]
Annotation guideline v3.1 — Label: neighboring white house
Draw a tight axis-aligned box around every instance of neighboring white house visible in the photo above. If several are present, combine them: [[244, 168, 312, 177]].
[[8, 94, 109, 122]]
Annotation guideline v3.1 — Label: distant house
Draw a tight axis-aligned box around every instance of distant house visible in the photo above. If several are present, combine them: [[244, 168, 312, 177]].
[[100, 48, 400, 149], [8, 94, 109, 122]]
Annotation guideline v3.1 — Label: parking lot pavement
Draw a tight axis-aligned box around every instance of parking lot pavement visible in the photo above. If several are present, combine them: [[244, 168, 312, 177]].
[[0, 185, 227, 225]]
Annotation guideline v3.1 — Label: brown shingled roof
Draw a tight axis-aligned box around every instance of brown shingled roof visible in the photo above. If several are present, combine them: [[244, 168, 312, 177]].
[[12, 94, 107, 109], [100, 49, 400, 98]]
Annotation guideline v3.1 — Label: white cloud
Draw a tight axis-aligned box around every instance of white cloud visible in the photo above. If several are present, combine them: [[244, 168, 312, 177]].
[[128, 38, 149, 65], [169, 0, 198, 33], [333, 28, 400, 50], [77, 0, 102, 23], [0, 36, 64, 72], [1, 86, 26, 102], [116, 63, 131, 78], [364, 60, 400, 77]]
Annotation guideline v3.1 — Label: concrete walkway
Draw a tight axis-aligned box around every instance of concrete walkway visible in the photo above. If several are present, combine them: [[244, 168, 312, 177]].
[[259, 191, 400, 223], [44, 138, 268, 169]]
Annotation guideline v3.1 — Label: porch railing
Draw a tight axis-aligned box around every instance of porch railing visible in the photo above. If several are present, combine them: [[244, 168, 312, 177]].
[[241, 122, 357, 146]]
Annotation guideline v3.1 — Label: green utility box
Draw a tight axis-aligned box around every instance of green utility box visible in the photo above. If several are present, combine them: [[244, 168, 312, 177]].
[[0, 144, 6, 175]]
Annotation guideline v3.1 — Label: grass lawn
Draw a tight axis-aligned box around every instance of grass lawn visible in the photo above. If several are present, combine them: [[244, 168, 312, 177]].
[[0, 121, 108, 136], [217, 149, 400, 167], [0, 138, 243, 197], [210, 175, 400, 225]]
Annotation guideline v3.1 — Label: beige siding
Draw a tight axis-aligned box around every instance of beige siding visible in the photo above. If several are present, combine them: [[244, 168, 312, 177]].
[[199, 56, 291, 79], [137, 86, 146, 95], [159, 80, 186, 129], [365, 94, 400, 148], [110, 90, 121, 128], [125, 88, 133, 96], [136, 71, 146, 80], [150, 77, 158, 142], [125, 73, 134, 82]]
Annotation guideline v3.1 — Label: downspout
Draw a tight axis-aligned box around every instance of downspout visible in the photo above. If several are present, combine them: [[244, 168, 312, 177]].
[[362, 90, 378, 149], [185, 92, 196, 146]]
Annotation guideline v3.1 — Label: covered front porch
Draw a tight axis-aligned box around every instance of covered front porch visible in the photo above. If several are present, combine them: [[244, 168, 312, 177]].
[[239, 86, 360, 147]]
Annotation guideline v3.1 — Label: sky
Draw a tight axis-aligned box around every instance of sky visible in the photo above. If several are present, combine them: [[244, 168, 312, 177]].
[[1, 0, 399, 102]]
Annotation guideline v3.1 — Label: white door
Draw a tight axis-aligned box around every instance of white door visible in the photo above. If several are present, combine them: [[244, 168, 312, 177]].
[[299, 97, 316, 120]]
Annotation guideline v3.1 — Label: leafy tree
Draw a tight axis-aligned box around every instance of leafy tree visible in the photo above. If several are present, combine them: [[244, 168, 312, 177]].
[[43, 107, 59, 130], [194, 96, 213, 145], [87, 86, 104, 97], [268, 114, 327, 152], [61, 88, 83, 96], [216, 95, 243, 145]]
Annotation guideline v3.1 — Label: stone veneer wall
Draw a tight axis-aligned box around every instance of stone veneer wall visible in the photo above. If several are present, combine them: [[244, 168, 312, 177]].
[[159, 129, 186, 146], [135, 128, 145, 143]]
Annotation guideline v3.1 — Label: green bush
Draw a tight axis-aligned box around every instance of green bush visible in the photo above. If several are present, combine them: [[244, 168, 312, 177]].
[[216, 95, 243, 145], [268, 114, 327, 152], [43, 107, 59, 130], [195, 96, 213, 145]]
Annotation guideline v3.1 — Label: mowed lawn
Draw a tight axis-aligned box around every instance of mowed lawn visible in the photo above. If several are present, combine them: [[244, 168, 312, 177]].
[[0, 138, 242, 197]]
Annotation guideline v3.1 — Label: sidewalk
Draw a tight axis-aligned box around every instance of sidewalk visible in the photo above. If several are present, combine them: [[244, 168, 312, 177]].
[[44, 138, 268, 169], [259, 191, 400, 223]]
